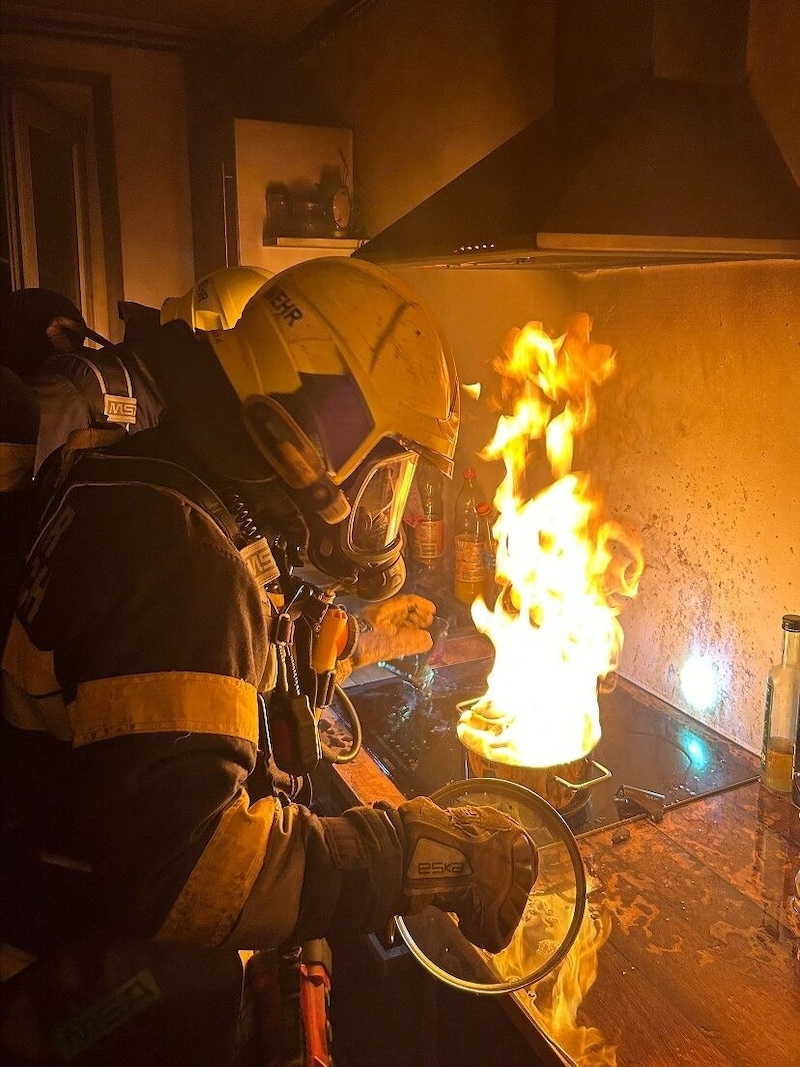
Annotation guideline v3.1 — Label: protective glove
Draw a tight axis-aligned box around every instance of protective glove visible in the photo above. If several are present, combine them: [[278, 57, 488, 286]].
[[384, 797, 536, 953], [351, 593, 436, 667]]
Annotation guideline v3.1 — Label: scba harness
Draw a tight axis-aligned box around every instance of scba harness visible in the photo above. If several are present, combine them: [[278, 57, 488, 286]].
[[17, 436, 359, 775]]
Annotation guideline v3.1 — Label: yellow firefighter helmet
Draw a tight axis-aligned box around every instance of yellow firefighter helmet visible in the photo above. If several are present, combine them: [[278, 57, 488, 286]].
[[206, 256, 459, 485], [160, 266, 274, 333]]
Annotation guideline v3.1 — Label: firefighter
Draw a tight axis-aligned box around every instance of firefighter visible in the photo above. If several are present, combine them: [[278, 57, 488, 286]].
[[0, 285, 144, 473], [0, 366, 39, 650], [0, 258, 535, 1065], [2, 270, 280, 478]]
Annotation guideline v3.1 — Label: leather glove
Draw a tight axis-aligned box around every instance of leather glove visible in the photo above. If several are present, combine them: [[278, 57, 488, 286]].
[[351, 594, 436, 667], [385, 797, 536, 953]]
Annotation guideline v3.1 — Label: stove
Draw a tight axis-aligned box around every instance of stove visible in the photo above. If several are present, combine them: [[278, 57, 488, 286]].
[[341, 651, 760, 837]]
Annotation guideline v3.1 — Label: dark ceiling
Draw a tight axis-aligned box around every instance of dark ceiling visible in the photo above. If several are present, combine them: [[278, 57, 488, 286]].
[[2, 1, 367, 51]]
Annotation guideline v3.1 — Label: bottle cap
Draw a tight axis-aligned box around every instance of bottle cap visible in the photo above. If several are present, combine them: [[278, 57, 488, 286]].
[[476, 501, 491, 515], [782, 614, 800, 632], [463, 467, 476, 480]]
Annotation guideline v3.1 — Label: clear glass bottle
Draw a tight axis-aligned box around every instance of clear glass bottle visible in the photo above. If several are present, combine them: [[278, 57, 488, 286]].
[[761, 613, 800, 794], [410, 462, 445, 591], [476, 500, 499, 605], [453, 467, 486, 605]]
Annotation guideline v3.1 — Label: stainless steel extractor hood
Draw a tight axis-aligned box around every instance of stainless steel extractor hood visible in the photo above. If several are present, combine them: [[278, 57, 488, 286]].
[[355, 77, 800, 271]]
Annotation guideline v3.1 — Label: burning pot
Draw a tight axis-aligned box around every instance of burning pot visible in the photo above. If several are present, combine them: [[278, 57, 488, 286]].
[[456, 697, 611, 818]]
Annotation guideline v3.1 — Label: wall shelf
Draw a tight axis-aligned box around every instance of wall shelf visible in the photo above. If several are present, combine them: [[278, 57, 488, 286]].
[[262, 237, 364, 249], [233, 119, 358, 273]]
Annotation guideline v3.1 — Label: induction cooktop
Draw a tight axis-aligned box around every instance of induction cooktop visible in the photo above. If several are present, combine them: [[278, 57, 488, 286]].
[[339, 654, 760, 837]]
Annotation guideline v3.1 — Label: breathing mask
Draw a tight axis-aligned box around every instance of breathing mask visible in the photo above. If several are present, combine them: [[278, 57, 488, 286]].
[[305, 440, 418, 600]]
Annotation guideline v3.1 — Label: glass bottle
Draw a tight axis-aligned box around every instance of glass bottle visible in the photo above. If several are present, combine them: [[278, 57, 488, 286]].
[[265, 182, 292, 239], [410, 462, 445, 591], [453, 467, 486, 605], [761, 613, 800, 794], [476, 500, 498, 605]]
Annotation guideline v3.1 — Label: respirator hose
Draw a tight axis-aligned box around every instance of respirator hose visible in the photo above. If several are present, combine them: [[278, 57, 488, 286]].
[[320, 683, 363, 765]]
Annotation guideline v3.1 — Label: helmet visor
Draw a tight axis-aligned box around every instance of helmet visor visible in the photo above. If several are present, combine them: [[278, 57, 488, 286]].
[[346, 448, 418, 557]]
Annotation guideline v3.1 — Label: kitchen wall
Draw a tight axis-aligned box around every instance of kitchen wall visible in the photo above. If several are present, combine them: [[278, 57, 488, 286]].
[[747, 0, 800, 182], [399, 259, 798, 755], [575, 259, 798, 752]]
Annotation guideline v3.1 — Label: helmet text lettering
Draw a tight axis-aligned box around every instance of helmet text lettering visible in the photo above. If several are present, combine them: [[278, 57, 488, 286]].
[[266, 286, 303, 326]]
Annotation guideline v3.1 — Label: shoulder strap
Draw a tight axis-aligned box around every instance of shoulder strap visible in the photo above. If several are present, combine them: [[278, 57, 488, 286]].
[[61, 450, 242, 543], [55, 349, 138, 427], [32, 449, 280, 590]]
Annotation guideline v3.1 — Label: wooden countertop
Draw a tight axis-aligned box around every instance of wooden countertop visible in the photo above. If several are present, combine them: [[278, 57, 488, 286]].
[[319, 715, 800, 1067]]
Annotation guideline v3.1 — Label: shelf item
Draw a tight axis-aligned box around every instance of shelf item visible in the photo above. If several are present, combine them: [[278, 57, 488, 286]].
[[233, 119, 357, 271]]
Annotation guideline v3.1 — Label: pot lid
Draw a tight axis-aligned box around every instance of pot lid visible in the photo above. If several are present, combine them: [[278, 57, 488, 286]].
[[395, 777, 587, 994]]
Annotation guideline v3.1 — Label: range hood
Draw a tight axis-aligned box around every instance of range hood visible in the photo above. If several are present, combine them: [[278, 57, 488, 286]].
[[354, 76, 800, 271]]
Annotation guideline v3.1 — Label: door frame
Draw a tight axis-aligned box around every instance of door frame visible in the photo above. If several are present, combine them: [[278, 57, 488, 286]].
[[1, 68, 124, 341]]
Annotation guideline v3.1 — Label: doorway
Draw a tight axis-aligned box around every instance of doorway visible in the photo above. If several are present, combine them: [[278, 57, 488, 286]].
[[1, 72, 123, 340]]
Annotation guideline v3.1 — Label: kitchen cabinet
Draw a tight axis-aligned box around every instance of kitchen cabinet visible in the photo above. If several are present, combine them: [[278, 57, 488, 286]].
[[230, 119, 361, 273], [317, 682, 799, 1067]]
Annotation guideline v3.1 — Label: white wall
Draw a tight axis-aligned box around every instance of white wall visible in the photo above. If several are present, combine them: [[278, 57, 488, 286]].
[[574, 260, 799, 752], [1, 33, 195, 311]]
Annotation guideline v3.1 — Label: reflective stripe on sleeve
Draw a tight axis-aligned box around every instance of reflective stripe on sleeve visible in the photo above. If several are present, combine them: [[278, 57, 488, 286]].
[[2, 617, 60, 697], [1, 673, 71, 739], [2, 620, 71, 738], [157, 790, 276, 946], [70, 671, 260, 748]]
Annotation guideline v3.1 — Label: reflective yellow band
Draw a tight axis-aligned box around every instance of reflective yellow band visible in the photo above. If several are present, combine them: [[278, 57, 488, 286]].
[[2, 623, 260, 747], [1, 674, 71, 740], [71, 671, 260, 748], [157, 790, 275, 946], [2, 618, 60, 698], [63, 425, 126, 453]]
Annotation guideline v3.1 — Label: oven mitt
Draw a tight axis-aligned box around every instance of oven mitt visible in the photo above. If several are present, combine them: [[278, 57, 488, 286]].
[[380, 797, 536, 953], [351, 594, 436, 667]]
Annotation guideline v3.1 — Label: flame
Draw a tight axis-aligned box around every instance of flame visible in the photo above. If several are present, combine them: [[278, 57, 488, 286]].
[[527, 907, 617, 1067], [463, 380, 482, 400], [457, 314, 643, 768], [490, 862, 616, 1066]]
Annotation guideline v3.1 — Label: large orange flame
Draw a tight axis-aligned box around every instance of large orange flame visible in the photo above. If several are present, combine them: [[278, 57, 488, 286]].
[[457, 314, 643, 768], [526, 907, 617, 1066]]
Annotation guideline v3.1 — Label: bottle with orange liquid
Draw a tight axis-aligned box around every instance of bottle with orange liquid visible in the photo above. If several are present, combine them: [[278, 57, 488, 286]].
[[453, 468, 486, 605], [761, 613, 800, 793]]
